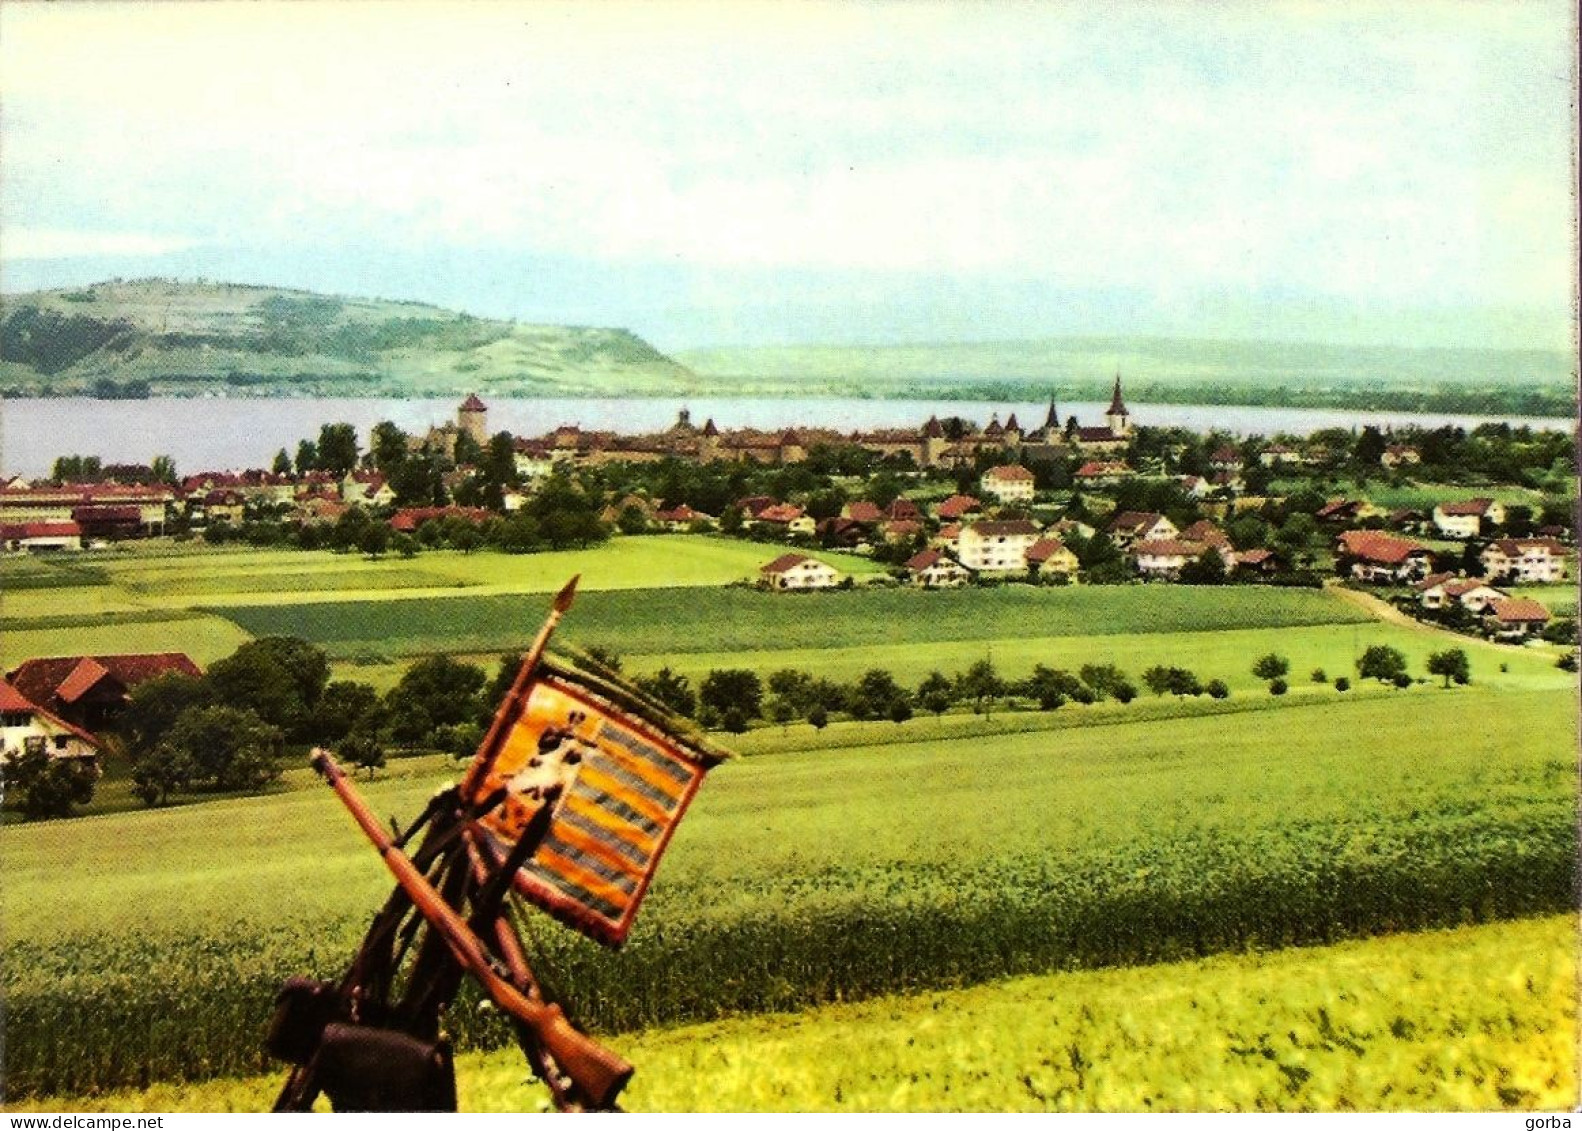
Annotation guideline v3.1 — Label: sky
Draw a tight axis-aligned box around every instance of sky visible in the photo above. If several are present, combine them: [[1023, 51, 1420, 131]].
[[1, 0, 1575, 352]]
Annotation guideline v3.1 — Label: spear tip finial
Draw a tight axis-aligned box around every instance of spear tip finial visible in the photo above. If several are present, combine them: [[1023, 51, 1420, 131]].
[[554, 574, 580, 613]]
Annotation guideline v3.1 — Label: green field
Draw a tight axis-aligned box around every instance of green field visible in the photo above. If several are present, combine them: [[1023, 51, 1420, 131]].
[[3, 686, 1572, 1097], [214, 584, 1371, 661], [17, 914, 1571, 1112]]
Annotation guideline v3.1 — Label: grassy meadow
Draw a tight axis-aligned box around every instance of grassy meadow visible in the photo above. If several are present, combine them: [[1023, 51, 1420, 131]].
[[1, 538, 1576, 1107], [16, 914, 1572, 1113], [3, 684, 1572, 1097]]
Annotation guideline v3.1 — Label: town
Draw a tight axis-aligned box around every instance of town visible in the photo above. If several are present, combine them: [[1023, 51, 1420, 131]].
[[3, 384, 1572, 636]]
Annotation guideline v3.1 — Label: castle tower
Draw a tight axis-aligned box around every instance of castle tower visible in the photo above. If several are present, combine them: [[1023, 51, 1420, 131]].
[[1105, 373, 1131, 437], [458, 393, 489, 446], [921, 415, 947, 468], [1003, 413, 1022, 448], [700, 418, 721, 462]]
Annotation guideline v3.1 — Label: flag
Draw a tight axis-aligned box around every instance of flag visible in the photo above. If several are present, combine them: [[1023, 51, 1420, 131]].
[[475, 658, 728, 947]]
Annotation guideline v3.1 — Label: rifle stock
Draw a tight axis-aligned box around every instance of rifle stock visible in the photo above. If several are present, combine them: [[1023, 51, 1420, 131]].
[[311, 748, 632, 1109]]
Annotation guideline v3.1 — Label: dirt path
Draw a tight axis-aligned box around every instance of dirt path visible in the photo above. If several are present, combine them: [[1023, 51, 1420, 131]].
[[1327, 582, 1536, 653]]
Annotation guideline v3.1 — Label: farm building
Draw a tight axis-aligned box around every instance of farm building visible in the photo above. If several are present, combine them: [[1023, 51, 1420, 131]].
[[0, 679, 102, 770], [1415, 574, 1507, 613], [759, 553, 840, 591], [1483, 598, 1552, 639], [6, 653, 202, 734]]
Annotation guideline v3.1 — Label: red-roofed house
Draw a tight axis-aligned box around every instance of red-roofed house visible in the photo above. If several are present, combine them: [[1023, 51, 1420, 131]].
[[2, 521, 82, 553], [1075, 460, 1132, 485], [1335, 530, 1433, 583], [1415, 574, 1507, 613], [1026, 537, 1078, 578], [1107, 511, 1178, 549], [754, 503, 815, 536], [935, 495, 982, 521], [759, 553, 840, 590], [389, 506, 493, 534], [905, 549, 970, 588], [1484, 598, 1551, 639], [842, 500, 884, 524], [1, 679, 102, 770], [6, 653, 202, 733], [884, 498, 922, 523], [654, 504, 715, 531], [981, 465, 1035, 504]]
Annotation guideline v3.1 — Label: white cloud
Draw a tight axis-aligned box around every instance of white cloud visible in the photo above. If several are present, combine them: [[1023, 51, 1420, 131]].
[[4, 229, 200, 261]]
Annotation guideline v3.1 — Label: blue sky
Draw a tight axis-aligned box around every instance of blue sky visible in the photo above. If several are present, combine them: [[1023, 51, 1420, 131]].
[[1, 1, 1574, 351]]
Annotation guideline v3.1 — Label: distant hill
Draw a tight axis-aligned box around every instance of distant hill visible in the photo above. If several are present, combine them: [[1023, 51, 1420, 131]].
[[679, 336, 1578, 416], [0, 279, 697, 397]]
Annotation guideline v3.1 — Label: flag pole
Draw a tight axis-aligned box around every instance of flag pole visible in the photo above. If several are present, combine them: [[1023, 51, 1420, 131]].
[[459, 574, 579, 803]]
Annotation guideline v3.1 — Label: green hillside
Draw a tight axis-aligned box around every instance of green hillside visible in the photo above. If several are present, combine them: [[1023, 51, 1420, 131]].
[[0, 279, 696, 397]]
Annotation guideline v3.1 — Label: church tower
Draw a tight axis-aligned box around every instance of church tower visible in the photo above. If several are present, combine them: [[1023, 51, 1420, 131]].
[[1105, 373, 1131, 437]]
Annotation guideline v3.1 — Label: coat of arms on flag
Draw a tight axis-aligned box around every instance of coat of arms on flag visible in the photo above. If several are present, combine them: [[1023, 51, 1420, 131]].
[[474, 657, 729, 947]]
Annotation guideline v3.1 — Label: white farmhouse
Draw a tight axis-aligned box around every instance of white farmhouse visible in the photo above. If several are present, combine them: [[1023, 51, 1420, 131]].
[[0, 679, 101, 768], [1432, 498, 1504, 539], [759, 553, 840, 591]]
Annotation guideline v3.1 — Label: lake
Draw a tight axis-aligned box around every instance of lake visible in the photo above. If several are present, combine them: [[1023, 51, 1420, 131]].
[[0, 396, 1573, 478]]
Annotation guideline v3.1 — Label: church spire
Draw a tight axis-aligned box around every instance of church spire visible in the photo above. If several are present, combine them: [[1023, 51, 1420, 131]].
[[1042, 393, 1060, 432], [1107, 371, 1128, 417]]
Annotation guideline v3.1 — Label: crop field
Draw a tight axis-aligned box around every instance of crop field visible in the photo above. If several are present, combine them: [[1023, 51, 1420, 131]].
[[17, 914, 1572, 1113], [214, 584, 1372, 660], [2, 687, 1572, 1097], [627, 619, 1572, 693], [28, 537, 883, 608]]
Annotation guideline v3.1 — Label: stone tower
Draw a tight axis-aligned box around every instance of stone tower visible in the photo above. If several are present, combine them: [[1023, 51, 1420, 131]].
[[458, 393, 489, 446], [1105, 373, 1131, 437]]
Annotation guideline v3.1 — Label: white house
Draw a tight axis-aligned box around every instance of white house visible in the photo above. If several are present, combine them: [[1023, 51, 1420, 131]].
[[905, 549, 971, 588], [1481, 538, 1569, 584], [1107, 511, 1179, 549], [980, 465, 1036, 504], [0, 679, 101, 768], [1432, 498, 1504, 539], [958, 520, 1040, 573], [1415, 574, 1507, 613], [759, 553, 840, 590], [1336, 530, 1434, 583]]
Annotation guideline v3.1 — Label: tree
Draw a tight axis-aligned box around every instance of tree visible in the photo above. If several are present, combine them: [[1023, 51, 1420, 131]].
[[120, 671, 214, 756], [159, 706, 283, 792], [317, 422, 360, 475], [1426, 648, 1470, 688], [957, 659, 1003, 716], [206, 637, 330, 741], [1179, 549, 1227, 585], [1252, 653, 1290, 682], [1079, 663, 1127, 701], [916, 670, 955, 716], [769, 698, 796, 732], [2, 746, 97, 819], [721, 707, 749, 734], [385, 656, 487, 745], [635, 667, 697, 718], [311, 680, 382, 744], [1206, 679, 1230, 699], [849, 669, 905, 721], [341, 732, 387, 779], [888, 698, 913, 724], [1310, 668, 1327, 683], [359, 523, 390, 559], [583, 645, 623, 673], [700, 669, 764, 719], [1144, 666, 1202, 697], [1358, 645, 1408, 683], [392, 532, 419, 559], [808, 704, 829, 730], [1269, 678, 1288, 696], [370, 421, 410, 473], [1334, 677, 1351, 692], [295, 439, 319, 476], [272, 448, 294, 475]]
